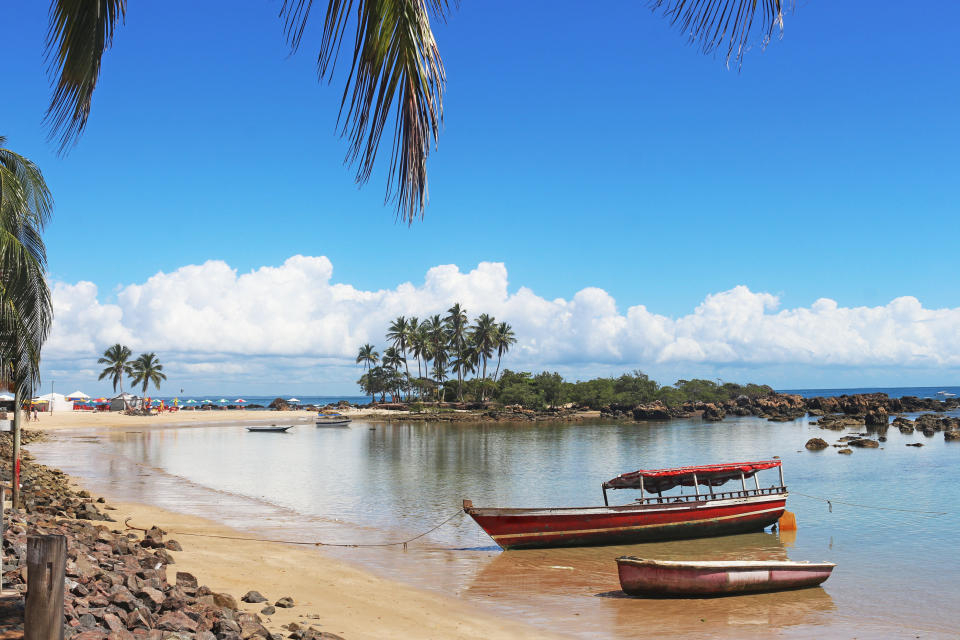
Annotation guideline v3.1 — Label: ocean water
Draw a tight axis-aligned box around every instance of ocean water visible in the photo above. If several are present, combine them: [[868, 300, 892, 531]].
[[30, 410, 960, 639], [778, 386, 960, 399]]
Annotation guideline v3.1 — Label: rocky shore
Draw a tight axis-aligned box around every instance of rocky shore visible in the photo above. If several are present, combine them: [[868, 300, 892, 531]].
[[350, 392, 960, 426], [0, 433, 341, 640]]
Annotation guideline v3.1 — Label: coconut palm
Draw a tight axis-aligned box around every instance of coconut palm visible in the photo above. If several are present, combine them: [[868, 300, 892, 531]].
[[470, 313, 497, 387], [491, 322, 516, 382], [39, 2, 787, 222], [356, 343, 379, 372], [425, 314, 448, 401], [128, 353, 167, 395], [386, 316, 411, 376], [444, 303, 468, 400], [97, 343, 133, 393], [0, 136, 54, 398]]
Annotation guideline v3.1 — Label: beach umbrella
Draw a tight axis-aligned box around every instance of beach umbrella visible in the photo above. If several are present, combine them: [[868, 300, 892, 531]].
[[235, 398, 246, 403], [218, 398, 228, 404], [202, 399, 211, 404], [288, 397, 300, 402], [94, 397, 107, 403], [186, 399, 196, 404], [0, 394, 13, 401], [65, 390, 90, 400]]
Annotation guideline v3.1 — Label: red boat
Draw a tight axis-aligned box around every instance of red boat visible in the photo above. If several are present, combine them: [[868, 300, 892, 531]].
[[616, 557, 835, 596], [463, 460, 787, 550]]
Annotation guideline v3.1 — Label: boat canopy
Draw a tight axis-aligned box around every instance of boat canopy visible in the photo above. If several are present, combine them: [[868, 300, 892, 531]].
[[603, 460, 781, 494]]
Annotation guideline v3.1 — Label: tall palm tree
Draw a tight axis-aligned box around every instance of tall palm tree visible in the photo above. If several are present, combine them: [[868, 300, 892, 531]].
[[39, 2, 787, 222], [386, 316, 411, 377], [97, 343, 133, 393], [128, 352, 167, 395], [409, 321, 429, 399], [356, 343, 379, 401], [491, 322, 516, 382], [469, 314, 497, 401], [0, 136, 54, 509], [425, 314, 447, 401], [444, 303, 468, 401], [356, 343, 379, 372], [382, 346, 406, 400], [0, 136, 54, 397]]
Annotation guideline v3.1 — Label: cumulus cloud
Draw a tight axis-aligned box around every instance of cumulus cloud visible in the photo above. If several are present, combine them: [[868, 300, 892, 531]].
[[43, 256, 960, 388]]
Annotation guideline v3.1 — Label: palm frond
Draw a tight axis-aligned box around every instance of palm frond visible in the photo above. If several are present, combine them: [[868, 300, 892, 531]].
[[650, 0, 789, 67], [43, 0, 127, 153], [280, 0, 452, 224]]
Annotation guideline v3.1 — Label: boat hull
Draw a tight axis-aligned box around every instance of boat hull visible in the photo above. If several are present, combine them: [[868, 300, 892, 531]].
[[316, 419, 351, 426], [464, 495, 786, 550], [616, 557, 835, 596]]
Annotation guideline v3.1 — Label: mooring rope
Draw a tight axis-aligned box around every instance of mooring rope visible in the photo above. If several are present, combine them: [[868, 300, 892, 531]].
[[790, 491, 948, 516], [123, 509, 465, 551]]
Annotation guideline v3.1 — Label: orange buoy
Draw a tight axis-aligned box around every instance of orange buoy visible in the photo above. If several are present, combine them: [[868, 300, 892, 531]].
[[778, 510, 797, 531]]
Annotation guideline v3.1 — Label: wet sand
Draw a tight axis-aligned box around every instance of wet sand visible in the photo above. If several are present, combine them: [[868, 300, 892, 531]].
[[102, 500, 562, 640]]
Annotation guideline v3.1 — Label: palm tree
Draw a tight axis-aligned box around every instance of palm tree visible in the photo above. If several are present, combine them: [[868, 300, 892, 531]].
[[386, 316, 411, 377], [425, 314, 447, 401], [356, 343, 379, 402], [381, 347, 406, 400], [409, 321, 429, 399], [444, 303, 468, 401], [0, 136, 54, 509], [356, 343, 379, 372], [491, 322, 517, 382], [0, 136, 54, 397], [469, 314, 497, 401], [97, 343, 133, 393], [39, 2, 787, 222], [128, 353, 167, 395]]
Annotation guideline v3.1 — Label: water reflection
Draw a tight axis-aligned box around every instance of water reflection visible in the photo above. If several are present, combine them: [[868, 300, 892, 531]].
[[29, 414, 960, 639]]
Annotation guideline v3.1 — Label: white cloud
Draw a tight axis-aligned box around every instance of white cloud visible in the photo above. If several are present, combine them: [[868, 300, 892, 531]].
[[42, 256, 960, 391]]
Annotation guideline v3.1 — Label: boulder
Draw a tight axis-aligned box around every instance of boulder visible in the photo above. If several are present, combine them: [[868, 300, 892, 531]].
[[837, 448, 853, 455], [242, 591, 268, 604], [274, 596, 295, 608], [847, 438, 879, 448], [701, 404, 726, 422], [945, 431, 960, 441], [906, 442, 924, 447], [632, 402, 671, 421], [864, 408, 888, 427], [268, 398, 290, 411], [804, 438, 829, 451], [260, 605, 276, 616]]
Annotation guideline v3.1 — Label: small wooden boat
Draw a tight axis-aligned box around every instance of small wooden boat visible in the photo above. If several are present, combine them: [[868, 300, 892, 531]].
[[246, 425, 292, 433], [616, 557, 836, 597], [464, 460, 788, 549], [316, 412, 351, 427]]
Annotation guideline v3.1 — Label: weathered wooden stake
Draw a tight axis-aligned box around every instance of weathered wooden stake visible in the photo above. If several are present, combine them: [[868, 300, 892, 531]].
[[12, 388, 22, 510], [25, 534, 66, 640]]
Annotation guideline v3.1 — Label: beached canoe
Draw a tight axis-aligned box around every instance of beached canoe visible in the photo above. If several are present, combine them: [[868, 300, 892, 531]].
[[246, 425, 292, 433], [316, 416, 351, 426], [616, 557, 836, 597], [464, 460, 788, 549]]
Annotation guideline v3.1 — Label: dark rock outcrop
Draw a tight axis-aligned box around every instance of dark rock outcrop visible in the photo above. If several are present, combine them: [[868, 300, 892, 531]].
[[805, 438, 829, 451]]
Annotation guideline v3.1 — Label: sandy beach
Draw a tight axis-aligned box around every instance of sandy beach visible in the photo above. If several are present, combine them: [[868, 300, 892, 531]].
[[19, 411, 564, 640]]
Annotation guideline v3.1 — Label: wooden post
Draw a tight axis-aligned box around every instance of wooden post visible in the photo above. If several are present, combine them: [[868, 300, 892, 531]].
[[778, 464, 785, 489], [25, 534, 66, 640], [740, 471, 747, 495], [692, 473, 700, 498], [12, 388, 22, 509], [754, 474, 761, 492]]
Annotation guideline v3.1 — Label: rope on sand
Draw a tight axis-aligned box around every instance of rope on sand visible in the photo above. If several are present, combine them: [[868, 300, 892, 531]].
[[790, 491, 947, 516], [123, 509, 465, 550]]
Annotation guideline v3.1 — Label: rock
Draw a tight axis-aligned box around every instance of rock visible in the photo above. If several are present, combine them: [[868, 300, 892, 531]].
[[631, 401, 671, 420], [275, 596, 295, 608], [137, 587, 165, 608], [214, 592, 239, 609], [945, 431, 960, 441], [805, 438, 829, 451], [878, 436, 887, 442], [260, 605, 276, 616], [864, 408, 888, 426], [269, 398, 290, 411], [837, 448, 853, 455], [242, 591, 268, 603], [906, 442, 924, 447], [164, 539, 182, 552], [175, 572, 198, 589], [701, 404, 726, 422], [157, 610, 198, 633], [847, 438, 879, 448]]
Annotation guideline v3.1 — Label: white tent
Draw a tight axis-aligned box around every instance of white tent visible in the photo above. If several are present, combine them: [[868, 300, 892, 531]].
[[32, 392, 74, 412], [65, 390, 90, 400]]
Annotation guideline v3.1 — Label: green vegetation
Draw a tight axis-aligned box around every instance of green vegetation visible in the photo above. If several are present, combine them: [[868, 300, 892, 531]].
[[357, 306, 516, 402], [128, 352, 167, 395], [0, 136, 53, 398], [96, 345, 166, 395], [491, 371, 775, 411]]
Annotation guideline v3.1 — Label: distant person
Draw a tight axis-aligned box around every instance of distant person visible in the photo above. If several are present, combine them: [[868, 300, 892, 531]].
[[32, 408, 39, 422]]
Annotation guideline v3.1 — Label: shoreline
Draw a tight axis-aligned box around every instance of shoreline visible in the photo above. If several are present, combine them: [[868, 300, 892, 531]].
[[13, 426, 565, 640]]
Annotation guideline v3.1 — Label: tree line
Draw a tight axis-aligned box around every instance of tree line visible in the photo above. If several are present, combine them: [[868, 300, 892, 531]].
[[491, 371, 775, 410], [356, 305, 516, 402], [97, 344, 167, 395]]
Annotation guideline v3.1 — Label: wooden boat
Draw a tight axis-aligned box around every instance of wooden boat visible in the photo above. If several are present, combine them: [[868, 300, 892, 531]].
[[616, 557, 835, 596], [246, 425, 292, 433], [316, 412, 351, 427], [463, 460, 788, 550]]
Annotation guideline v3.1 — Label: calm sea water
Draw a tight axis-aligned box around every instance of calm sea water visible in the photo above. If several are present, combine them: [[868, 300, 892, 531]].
[[31, 411, 960, 639]]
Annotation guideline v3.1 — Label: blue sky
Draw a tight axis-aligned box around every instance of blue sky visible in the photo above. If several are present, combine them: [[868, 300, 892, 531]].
[[4, 2, 959, 394]]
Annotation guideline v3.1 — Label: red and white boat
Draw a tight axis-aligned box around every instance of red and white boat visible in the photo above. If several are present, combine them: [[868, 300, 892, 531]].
[[463, 460, 787, 550], [616, 557, 835, 596]]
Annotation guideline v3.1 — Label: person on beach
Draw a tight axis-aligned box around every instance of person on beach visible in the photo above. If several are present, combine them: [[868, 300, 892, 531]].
[[32, 407, 39, 421]]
